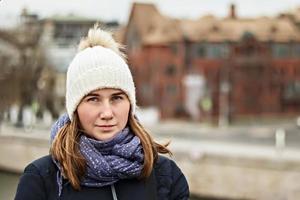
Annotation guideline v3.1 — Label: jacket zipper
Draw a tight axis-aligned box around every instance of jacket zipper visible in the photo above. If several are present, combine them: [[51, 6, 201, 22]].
[[110, 184, 118, 200]]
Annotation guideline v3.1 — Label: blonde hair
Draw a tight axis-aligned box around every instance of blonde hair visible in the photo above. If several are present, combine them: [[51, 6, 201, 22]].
[[50, 114, 171, 190]]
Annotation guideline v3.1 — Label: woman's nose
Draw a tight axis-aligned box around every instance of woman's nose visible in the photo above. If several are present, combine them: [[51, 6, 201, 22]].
[[99, 102, 113, 120]]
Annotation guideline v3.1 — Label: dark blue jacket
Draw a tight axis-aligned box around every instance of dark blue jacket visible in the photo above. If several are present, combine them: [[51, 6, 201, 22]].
[[15, 155, 189, 200]]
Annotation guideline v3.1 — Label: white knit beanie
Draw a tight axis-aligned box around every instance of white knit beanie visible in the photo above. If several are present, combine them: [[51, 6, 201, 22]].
[[66, 28, 136, 120]]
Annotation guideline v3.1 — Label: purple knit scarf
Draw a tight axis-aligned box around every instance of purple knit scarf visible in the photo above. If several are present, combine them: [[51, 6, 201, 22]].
[[80, 127, 144, 186], [50, 114, 144, 196]]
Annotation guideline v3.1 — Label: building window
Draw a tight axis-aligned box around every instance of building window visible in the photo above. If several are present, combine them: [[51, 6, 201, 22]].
[[170, 43, 178, 55], [55, 24, 81, 40], [293, 44, 300, 57], [53, 23, 91, 47], [197, 45, 206, 57], [165, 65, 176, 76], [206, 44, 229, 58], [166, 84, 177, 95], [207, 45, 219, 58], [194, 43, 229, 59], [272, 44, 290, 58], [141, 84, 153, 98], [283, 81, 300, 101]]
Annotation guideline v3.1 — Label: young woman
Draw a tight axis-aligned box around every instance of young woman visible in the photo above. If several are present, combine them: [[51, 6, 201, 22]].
[[15, 25, 189, 200]]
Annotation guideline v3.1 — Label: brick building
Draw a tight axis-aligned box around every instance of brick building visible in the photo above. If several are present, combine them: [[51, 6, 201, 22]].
[[120, 3, 300, 122]]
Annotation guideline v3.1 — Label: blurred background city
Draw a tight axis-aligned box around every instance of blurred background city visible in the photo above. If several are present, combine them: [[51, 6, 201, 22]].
[[1, 0, 300, 199]]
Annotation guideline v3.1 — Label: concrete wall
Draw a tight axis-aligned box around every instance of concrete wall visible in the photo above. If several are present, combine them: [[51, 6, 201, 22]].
[[171, 140, 300, 200], [0, 135, 49, 172], [1, 134, 300, 200]]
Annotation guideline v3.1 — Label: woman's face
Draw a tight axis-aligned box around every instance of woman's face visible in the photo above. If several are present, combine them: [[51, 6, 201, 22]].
[[77, 88, 130, 141]]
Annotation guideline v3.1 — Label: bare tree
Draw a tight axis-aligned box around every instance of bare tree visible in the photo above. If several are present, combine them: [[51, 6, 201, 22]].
[[0, 22, 56, 126]]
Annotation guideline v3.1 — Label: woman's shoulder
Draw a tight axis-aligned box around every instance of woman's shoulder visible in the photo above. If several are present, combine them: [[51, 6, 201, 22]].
[[23, 155, 56, 177], [154, 155, 187, 186], [15, 155, 58, 200], [154, 155, 190, 199], [154, 155, 182, 176]]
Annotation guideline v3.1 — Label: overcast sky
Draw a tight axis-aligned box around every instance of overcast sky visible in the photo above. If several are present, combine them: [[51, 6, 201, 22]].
[[1, 0, 300, 26]]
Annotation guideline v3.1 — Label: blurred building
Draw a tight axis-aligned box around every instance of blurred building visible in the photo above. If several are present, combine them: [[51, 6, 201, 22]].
[[39, 15, 98, 111], [121, 3, 300, 122], [0, 9, 120, 120]]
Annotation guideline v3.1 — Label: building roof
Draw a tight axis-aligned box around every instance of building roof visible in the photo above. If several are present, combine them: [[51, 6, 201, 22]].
[[279, 7, 300, 24], [43, 14, 97, 23], [181, 16, 300, 42], [125, 3, 300, 44], [126, 3, 183, 45]]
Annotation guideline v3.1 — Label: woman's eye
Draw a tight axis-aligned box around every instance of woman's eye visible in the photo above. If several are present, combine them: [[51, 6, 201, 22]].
[[87, 97, 99, 102], [111, 95, 123, 101]]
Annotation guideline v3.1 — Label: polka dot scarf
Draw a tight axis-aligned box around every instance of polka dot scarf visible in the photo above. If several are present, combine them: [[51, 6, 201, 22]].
[[79, 127, 144, 187], [50, 114, 144, 196]]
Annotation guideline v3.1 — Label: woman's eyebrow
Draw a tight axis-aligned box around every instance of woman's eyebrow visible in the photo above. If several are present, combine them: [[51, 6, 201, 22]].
[[85, 93, 99, 97], [111, 92, 126, 96]]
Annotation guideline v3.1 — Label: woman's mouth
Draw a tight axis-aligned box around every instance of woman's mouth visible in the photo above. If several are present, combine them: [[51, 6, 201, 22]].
[[95, 125, 115, 132]]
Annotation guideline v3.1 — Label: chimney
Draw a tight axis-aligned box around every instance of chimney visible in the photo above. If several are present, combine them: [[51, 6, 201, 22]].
[[229, 4, 236, 19]]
